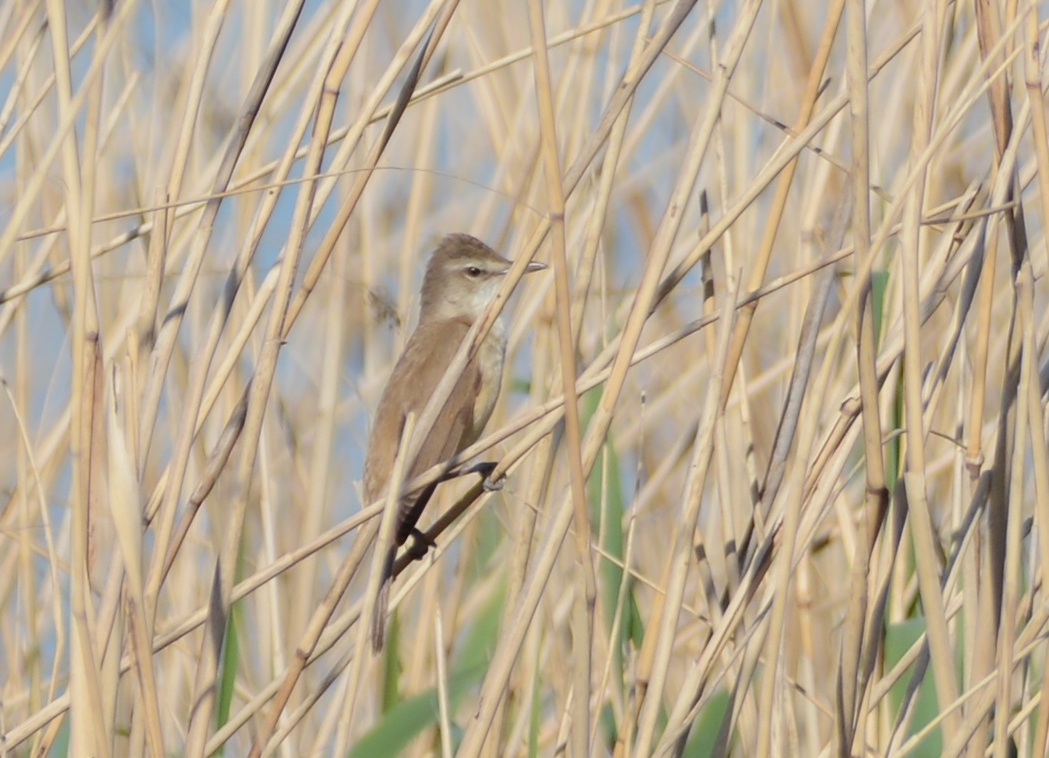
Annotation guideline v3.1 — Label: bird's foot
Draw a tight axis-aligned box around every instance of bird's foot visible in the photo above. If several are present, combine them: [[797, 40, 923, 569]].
[[460, 460, 496, 478], [406, 528, 436, 561], [461, 461, 504, 492]]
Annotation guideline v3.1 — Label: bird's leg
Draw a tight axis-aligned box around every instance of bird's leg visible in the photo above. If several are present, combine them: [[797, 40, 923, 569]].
[[456, 460, 504, 492], [435, 460, 495, 482], [426, 460, 503, 491], [397, 462, 501, 565]]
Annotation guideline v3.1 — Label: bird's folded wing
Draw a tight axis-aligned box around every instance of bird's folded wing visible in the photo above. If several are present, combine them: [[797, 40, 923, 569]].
[[363, 316, 479, 508], [404, 318, 478, 483]]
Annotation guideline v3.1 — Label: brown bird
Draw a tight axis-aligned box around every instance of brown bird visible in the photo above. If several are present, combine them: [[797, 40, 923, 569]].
[[363, 233, 545, 649]]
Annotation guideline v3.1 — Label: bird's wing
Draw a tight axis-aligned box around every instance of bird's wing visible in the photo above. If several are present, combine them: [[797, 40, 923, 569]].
[[405, 318, 478, 482], [362, 317, 479, 508]]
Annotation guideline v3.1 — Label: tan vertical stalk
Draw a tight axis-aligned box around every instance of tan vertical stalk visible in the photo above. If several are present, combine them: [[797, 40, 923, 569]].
[[839, 0, 887, 754], [899, 0, 960, 737], [1022, 7, 1049, 754], [967, 2, 1029, 753], [527, 3, 596, 755], [43, 1, 106, 755]]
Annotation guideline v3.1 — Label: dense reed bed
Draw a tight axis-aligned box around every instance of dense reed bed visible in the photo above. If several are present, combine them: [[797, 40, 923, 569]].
[[1, 1, 1047, 755]]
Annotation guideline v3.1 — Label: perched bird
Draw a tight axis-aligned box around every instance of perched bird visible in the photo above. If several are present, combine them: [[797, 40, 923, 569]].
[[363, 233, 545, 649]]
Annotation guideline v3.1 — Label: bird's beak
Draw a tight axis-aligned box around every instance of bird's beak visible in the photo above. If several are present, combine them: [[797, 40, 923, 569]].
[[524, 260, 547, 273]]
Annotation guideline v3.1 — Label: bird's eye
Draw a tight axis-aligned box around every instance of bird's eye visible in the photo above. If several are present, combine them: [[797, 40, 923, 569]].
[[466, 266, 482, 277]]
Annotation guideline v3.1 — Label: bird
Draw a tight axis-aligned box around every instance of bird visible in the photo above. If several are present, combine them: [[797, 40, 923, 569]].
[[363, 233, 546, 649]]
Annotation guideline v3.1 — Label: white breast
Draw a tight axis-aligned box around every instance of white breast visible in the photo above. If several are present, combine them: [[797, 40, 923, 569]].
[[469, 318, 507, 445]]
